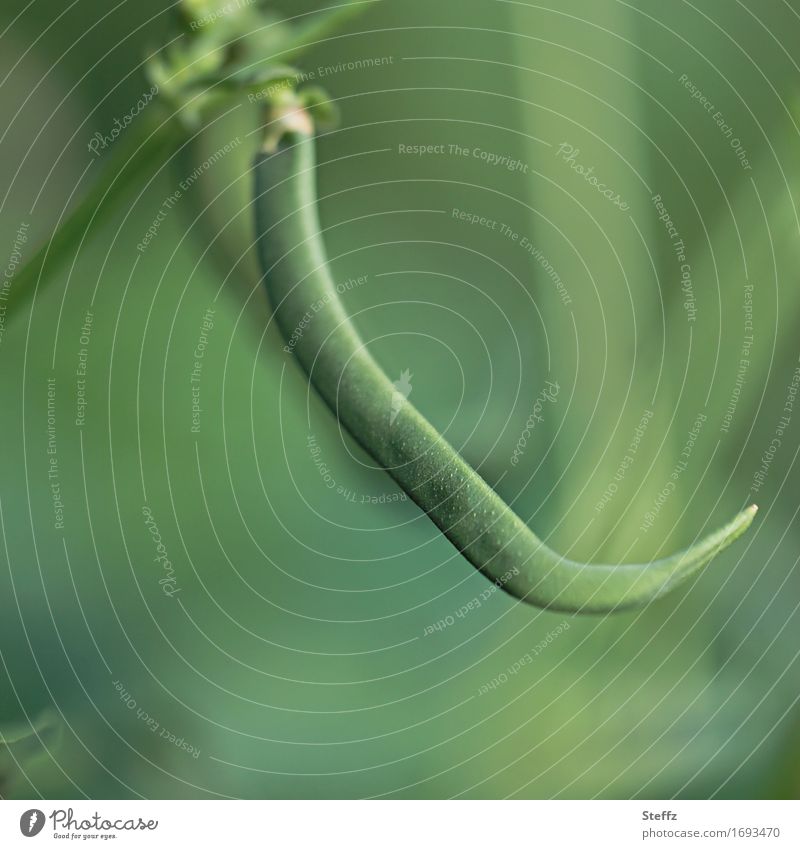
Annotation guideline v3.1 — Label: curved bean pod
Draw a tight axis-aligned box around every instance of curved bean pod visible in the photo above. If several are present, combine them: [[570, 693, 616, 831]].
[[253, 109, 756, 613]]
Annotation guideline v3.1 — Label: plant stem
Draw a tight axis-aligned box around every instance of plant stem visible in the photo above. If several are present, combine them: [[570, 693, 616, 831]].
[[281, 0, 370, 61], [7, 115, 186, 320], [6, 1, 370, 323], [252, 116, 757, 614]]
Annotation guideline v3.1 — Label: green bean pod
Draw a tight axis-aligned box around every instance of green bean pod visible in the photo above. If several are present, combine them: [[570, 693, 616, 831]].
[[253, 109, 756, 613]]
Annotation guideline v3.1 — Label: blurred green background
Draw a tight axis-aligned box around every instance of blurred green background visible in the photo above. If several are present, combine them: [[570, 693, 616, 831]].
[[0, 0, 799, 799]]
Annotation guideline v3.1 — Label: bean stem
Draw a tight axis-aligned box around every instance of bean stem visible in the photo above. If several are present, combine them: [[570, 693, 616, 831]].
[[7, 0, 368, 322]]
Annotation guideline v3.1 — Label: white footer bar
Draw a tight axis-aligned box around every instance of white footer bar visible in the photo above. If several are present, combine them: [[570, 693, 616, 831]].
[[1, 800, 797, 847]]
